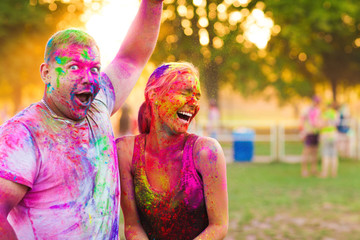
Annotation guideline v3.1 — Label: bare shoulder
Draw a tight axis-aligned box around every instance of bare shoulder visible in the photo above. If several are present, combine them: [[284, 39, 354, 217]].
[[193, 136, 223, 156], [193, 136, 225, 169]]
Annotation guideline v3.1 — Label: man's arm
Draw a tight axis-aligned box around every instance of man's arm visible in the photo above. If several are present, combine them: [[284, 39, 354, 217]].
[[104, 0, 163, 115], [0, 178, 28, 240]]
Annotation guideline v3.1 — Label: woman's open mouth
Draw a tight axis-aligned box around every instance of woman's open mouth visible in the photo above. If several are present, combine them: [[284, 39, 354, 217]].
[[177, 111, 193, 122]]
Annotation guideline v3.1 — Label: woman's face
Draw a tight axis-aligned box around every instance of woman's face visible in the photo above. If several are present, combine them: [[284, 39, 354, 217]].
[[154, 72, 201, 134]]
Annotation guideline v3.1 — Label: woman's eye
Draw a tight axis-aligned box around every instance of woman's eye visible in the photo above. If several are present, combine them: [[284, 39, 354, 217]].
[[70, 65, 79, 70]]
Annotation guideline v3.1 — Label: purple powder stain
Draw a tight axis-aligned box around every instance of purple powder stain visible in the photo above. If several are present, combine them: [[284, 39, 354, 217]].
[[152, 64, 170, 79]]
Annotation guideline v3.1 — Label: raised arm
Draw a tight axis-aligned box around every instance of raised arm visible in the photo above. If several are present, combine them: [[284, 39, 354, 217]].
[[0, 178, 28, 240], [116, 137, 149, 239], [194, 137, 228, 240], [104, 0, 164, 115]]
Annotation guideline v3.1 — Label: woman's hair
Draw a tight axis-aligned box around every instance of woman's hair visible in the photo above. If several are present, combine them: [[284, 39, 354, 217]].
[[138, 62, 199, 134], [44, 28, 99, 64]]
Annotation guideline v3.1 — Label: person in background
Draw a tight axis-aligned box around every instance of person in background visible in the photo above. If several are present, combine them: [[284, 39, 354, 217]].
[[299, 95, 322, 177], [319, 102, 339, 178], [119, 103, 132, 136], [207, 99, 220, 139], [336, 103, 352, 157], [0, 0, 164, 239], [117, 62, 228, 240]]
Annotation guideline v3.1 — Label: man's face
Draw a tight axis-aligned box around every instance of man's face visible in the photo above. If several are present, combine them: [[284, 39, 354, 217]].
[[44, 43, 101, 120]]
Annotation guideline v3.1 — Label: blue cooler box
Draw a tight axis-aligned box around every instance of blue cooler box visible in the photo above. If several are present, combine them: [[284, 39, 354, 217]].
[[232, 128, 255, 162]]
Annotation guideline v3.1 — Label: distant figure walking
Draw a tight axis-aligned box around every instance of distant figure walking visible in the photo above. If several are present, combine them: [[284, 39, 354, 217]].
[[119, 103, 132, 136], [300, 96, 321, 177], [207, 99, 220, 138], [337, 103, 351, 157], [320, 102, 339, 178]]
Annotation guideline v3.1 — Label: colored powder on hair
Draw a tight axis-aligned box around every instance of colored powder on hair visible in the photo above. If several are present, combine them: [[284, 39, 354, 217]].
[[153, 64, 170, 79]]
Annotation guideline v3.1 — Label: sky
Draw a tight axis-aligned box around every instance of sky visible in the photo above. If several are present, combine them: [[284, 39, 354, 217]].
[[85, 0, 140, 67]]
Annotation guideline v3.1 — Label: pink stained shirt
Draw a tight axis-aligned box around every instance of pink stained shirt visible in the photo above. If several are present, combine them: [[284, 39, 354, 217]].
[[0, 73, 120, 239]]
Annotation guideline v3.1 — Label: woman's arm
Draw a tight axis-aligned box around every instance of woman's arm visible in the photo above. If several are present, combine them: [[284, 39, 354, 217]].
[[117, 136, 149, 240], [193, 137, 229, 240]]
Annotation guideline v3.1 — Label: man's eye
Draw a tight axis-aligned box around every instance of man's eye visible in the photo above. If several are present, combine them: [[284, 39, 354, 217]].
[[91, 67, 100, 74], [70, 65, 79, 70]]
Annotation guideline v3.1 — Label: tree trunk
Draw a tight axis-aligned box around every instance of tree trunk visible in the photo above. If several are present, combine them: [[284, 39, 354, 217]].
[[330, 77, 337, 103]]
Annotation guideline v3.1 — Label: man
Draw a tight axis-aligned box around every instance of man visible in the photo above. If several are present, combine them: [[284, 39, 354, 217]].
[[0, 0, 163, 239]]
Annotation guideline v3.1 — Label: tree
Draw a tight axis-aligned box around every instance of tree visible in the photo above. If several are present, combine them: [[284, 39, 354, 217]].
[[151, 0, 360, 104], [151, 0, 267, 103], [264, 0, 360, 102]]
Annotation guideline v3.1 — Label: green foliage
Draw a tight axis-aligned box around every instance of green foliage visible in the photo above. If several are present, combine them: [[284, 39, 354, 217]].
[[0, 0, 101, 113], [151, 0, 360, 104], [0, 0, 47, 47], [152, 0, 264, 101], [264, 0, 360, 101]]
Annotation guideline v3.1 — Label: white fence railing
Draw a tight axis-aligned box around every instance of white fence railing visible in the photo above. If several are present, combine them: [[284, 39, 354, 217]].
[[212, 120, 359, 163]]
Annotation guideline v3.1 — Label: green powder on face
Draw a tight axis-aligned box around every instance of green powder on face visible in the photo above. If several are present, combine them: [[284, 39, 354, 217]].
[[55, 67, 65, 88], [55, 56, 71, 65], [81, 49, 91, 60]]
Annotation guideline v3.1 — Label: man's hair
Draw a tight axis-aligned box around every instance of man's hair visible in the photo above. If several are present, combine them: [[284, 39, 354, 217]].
[[44, 28, 98, 63]]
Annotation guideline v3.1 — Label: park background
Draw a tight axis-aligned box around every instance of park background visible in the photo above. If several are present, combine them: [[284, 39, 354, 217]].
[[1, 0, 360, 239]]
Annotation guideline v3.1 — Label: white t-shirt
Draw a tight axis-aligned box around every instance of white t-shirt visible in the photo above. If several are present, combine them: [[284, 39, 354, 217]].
[[0, 73, 120, 239]]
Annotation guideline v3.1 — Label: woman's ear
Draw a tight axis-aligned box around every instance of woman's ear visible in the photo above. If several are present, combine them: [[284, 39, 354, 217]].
[[148, 91, 158, 103], [40, 63, 50, 84]]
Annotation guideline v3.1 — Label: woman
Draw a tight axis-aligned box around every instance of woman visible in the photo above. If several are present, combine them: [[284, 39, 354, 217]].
[[116, 62, 228, 240]]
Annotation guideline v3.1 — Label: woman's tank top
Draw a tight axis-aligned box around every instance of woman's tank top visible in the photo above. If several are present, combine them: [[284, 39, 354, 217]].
[[132, 134, 209, 240]]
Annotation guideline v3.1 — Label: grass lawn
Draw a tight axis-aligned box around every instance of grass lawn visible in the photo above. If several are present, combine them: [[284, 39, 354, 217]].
[[227, 159, 360, 240], [118, 144, 360, 240]]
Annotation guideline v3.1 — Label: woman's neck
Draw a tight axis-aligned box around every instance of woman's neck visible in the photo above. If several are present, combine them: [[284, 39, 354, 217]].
[[146, 127, 187, 153]]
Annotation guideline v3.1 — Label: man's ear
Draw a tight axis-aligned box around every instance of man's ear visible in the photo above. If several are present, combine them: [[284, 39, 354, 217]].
[[40, 63, 50, 84]]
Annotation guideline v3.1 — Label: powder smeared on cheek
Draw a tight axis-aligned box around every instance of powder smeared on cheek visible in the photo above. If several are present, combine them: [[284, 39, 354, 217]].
[[55, 67, 65, 88], [46, 83, 55, 94]]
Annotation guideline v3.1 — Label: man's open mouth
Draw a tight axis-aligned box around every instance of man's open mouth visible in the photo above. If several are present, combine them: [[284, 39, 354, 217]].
[[177, 111, 193, 122], [75, 92, 93, 105]]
